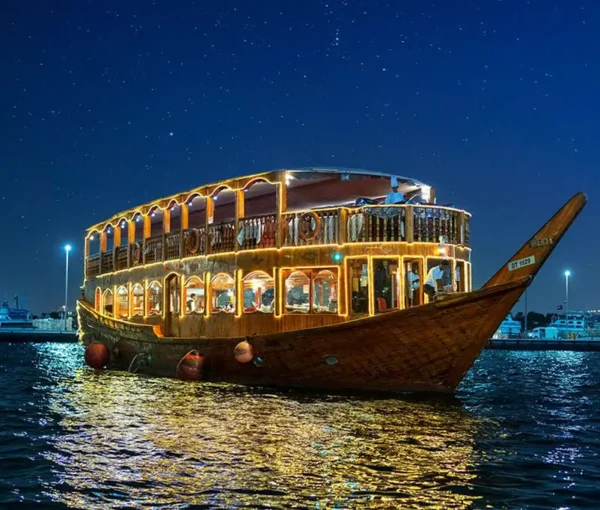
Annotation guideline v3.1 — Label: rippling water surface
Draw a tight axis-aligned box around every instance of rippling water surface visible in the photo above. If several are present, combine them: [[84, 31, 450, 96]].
[[1, 343, 600, 508]]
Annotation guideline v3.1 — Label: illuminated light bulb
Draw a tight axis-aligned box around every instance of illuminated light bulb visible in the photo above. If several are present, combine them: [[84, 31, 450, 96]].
[[332, 252, 343, 263], [438, 247, 447, 255], [90, 236, 95, 241]]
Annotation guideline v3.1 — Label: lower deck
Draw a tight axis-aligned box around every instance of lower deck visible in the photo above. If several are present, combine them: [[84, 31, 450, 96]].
[[84, 243, 471, 338]]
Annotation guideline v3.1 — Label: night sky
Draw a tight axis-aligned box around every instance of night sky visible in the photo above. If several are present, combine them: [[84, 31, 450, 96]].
[[1, 0, 598, 314]]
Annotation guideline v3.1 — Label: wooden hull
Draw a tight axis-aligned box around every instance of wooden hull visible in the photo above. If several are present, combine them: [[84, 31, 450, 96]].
[[78, 278, 526, 393], [78, 192, 587, 393]]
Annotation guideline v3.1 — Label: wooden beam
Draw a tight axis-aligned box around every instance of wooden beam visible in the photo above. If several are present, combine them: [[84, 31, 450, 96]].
[[235, 189, 245, 252], [276, 172, 287, 248]]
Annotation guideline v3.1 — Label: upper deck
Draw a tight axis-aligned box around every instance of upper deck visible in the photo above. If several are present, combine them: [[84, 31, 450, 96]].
[[84, 168, 471, 279]]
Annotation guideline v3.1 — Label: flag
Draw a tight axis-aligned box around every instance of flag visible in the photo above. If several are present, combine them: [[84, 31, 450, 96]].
[[556, 304, 563, 310]]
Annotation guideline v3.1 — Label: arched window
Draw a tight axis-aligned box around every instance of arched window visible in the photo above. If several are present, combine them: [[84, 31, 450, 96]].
[[243, 271, 275, 313], [131, 284, 144, 317], [184, 276, 205, 314], [147, 281, 162, 316], [94, 288, 101, 312], [116, 286, 129, 319], [211, 273, 235, 313], [313, 270, 338, 313], [102, 288, 114, 317], [284, 270, 311, 313]]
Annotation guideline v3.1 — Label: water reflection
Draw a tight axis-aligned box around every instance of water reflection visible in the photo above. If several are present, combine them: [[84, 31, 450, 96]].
[[9, 345, 599, 508], [44, 365, 483, 508]]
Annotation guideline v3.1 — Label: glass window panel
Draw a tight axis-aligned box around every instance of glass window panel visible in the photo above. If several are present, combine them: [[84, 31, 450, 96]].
[[313, 270, 338, 313], [116, 286, 129, 319], [284, 270, 311, 313], [211, 273, 235, 313], [147, 281, 162, 316], [131, 284, 144, 317], [103, 289, 113, 317], [243, 271, 275, 313], [185, 277, 205, 314]]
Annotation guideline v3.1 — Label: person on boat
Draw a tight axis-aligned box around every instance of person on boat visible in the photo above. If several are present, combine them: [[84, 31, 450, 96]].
[[424, 260, 450, 299], [187, 293, 196, 312], [385, 176, 404, 204], [407, 263, 420, 306]]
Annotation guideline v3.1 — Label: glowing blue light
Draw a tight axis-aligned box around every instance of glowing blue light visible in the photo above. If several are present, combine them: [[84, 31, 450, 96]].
[[332, 252, 343, 262]]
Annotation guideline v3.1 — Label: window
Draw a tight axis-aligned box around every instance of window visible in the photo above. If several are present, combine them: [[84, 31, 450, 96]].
[[348, 259, 368, 314], [166, 274, 181, 314], [185, 276, 205, 314], [313, 270, 338, 313], [131, 283, 144, 317], [284, 270, 311, 313], [243, 271, 275, 313], [373, 259, 399, 313], [211, 273, 235, 313], [116, 286, 129, 319], [284, 268, 338, 314], [102, 289, 114, 317], [147, 281, 162, 316]]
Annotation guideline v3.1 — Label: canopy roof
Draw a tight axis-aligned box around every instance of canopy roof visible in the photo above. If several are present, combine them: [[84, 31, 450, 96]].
[[86, 167, 433, 233]]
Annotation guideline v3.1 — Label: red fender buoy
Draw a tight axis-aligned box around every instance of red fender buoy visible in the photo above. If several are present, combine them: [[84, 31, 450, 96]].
[[85, 343, 110, 369], [234, 341, 254, 363], [177, 352, 204, 381]]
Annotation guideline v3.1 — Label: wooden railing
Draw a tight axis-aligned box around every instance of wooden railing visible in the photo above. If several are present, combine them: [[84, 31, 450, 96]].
[[182, 227, 206, 258], [85, 205, 471, 276], [101, 252, 114, 273], [347, 206, 406, 243], [115, 246, 129, 271], [238, 214, 277, 250], [86, 254, 100, 277], [144, 235, 163, 264], [208, 221, 235, 253], [165, 231, 181, 260], [283, 209, 339, 247], [413, 206, 461, 244]]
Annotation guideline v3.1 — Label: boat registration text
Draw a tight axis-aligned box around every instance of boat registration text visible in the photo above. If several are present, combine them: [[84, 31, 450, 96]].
[[507, 255, 536, 271]]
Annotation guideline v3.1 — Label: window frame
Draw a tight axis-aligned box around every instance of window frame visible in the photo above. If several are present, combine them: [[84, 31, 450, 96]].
[[242, 271, 275, 314], [147, 280, 163, 316], [184, 276, 205, 315], [210, 273, 236, 314], [282, 267, 339, 315]]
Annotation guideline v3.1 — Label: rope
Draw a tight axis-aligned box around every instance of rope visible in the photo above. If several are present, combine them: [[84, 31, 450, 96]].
[[175, 349, 200, 375], [128, 353, 146, 374]]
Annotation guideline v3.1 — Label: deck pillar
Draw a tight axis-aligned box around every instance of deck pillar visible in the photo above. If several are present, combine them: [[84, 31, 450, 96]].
[[405, 206, 414, 242], [180, 203, 189, 258], [205, 196, 214, 255], [276, 172, 287, 248], [235, 189, 245, 252]]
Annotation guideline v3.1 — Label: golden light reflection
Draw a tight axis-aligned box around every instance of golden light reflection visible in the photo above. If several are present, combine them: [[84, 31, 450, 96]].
[[42, 360, 484, 509]]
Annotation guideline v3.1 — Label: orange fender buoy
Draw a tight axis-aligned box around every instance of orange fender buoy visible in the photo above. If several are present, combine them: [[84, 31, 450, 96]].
[[84, 343, 110, 369], [234, 341, 254, 363], [177, 352, 204, 381]]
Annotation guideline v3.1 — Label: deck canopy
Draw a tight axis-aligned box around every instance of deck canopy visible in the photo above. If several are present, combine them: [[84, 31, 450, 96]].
[[86, 167, 433, 233]]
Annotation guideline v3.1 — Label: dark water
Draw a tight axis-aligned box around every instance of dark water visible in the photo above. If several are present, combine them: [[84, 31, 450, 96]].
[[1, 344, 599, 509]]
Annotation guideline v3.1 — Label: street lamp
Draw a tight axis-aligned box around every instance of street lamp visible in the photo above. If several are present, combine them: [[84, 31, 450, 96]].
[[64, 244, 72, 331], [564, 270, 571, 317]]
